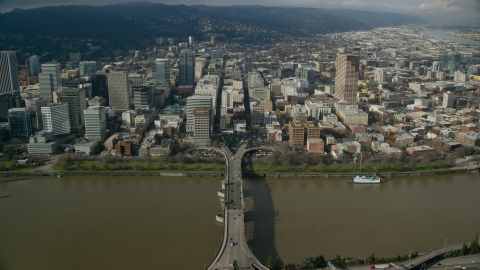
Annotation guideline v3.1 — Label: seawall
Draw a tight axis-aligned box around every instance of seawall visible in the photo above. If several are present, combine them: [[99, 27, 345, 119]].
[[1, 166, 478, 178]]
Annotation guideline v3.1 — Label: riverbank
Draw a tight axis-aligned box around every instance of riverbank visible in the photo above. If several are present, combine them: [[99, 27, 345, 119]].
[[243, 165, 480, 178], [0, 165, 478, 178]]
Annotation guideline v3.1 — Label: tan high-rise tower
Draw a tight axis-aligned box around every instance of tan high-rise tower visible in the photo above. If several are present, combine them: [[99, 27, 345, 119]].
[[334, 54, 359, 104]]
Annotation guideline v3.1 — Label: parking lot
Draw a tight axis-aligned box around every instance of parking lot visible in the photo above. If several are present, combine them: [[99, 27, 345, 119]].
[[249, 136, 275, 147], [184, 148, 223, 158], [246, 149, 273, 158]]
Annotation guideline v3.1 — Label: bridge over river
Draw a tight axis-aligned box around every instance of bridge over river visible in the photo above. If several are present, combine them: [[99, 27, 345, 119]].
[[204, 144, 270, 270], [199, 144, 473, 270]]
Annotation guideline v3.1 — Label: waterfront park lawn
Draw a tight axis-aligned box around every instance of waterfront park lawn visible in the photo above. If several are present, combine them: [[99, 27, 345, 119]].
[[53, 161, 225, 172], [0, 161, 35, 172], [242, 160, 453, 174]]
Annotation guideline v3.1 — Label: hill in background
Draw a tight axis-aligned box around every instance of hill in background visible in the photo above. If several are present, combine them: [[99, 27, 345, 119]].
[[0, 2, 425, 41]]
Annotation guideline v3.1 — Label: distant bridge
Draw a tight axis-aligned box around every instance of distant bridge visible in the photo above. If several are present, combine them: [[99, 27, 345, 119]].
[[397, 244, 464, 269]]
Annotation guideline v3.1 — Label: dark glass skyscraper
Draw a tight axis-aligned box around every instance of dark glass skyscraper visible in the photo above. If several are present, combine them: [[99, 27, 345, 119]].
[[8, 108, 33, 142], [442, 53, 461, 74], [244, 55, 252, 74], [179, 49, 194, 86], [0, 91, 23, 122]]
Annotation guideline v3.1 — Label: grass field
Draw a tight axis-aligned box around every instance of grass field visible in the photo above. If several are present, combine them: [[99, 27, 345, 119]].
[[53, 161, 225, 172]]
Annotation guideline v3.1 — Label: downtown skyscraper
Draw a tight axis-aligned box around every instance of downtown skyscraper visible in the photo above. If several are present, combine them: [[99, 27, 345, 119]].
[[28, 55, 40, 76], [334, 53, 359, 104], [179, 49, 194, 86], [107, 71, 131, 112], [153, 58, 170, 85], [39, 62, 61, 102], [0, 51, 20, 94]]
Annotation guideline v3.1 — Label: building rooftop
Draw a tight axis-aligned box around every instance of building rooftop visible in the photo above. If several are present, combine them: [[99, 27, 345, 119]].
[[407, 145, 433, 151]]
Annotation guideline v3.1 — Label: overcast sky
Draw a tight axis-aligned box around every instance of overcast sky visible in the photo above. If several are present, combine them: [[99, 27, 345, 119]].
[[0, 0, 478, 23]]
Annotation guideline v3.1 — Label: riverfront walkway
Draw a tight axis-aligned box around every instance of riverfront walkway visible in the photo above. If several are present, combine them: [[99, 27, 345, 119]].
[[207, 144, 269, 270]]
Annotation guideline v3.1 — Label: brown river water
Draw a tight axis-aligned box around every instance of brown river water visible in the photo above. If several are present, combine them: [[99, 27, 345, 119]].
[[0, 173, 479, 269]]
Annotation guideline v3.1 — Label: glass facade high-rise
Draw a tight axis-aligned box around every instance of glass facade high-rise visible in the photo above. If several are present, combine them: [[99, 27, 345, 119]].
[[244, 56, 252, 73], [0, 51, 19, 94], [153, 59, 170, 85], [0, 91, 22, 122], [39, 62, 61, 102], [79, 61, 96, 77], [442, 53, 461, 74], [25, 97, 48, 131], [107, 71, 131, 112], [179, 49, 194, 86], [8, 108, 33, 142], [334, 53, 359, 104], [28, 55, 40, 76]]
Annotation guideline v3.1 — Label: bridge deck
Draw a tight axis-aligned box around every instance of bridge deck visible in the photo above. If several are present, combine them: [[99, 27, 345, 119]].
[[207, 145, 269, 270]]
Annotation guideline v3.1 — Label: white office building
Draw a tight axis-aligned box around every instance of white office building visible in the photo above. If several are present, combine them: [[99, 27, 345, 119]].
[[41, 103, 70, 135], [39, 62, 61, 102], [305, 100, 332, 120], [53, 88, 86, 132], [193, 108, 211, 145], [84, 106, 107, 140], [186, 95, 212, 133], [374, 68, 387, 82], [153, 59, 170, 85], [221, 88, 244, 108]]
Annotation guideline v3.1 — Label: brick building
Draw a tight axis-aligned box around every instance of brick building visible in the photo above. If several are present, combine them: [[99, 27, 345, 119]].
[[115, 141, 133, 156], [432, 137, 461, 152], [454, 132, 480, 146], [306, 138, 325, 153], [347, 124, 366, 134], [288, 121, 320, 146], [406, 145, 434, 158]]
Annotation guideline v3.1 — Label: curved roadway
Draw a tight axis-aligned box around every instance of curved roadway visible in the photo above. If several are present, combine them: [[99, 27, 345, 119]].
[[398, 244, 464, 269]]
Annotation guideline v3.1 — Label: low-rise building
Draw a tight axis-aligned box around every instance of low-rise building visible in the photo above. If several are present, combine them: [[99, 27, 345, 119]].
[[266, 122, 282, 142], [75, 140, 99, 155], [337, 109, 368, 125], [406, 145, 434, 158], [322, 113, 338, 123], [331, 141, 361, 155], [454, 132, 480, 146], [432, 137, 462, 152], [115, 141, 133, 156], [27, 131, 59, 154], [347, 124, 366, 134], [149, 139, 172, 156], [393, 132, 415, 147], [306, 138, 324, 153], [293, 112, 308, 122], [378, 143, 402, 158]]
